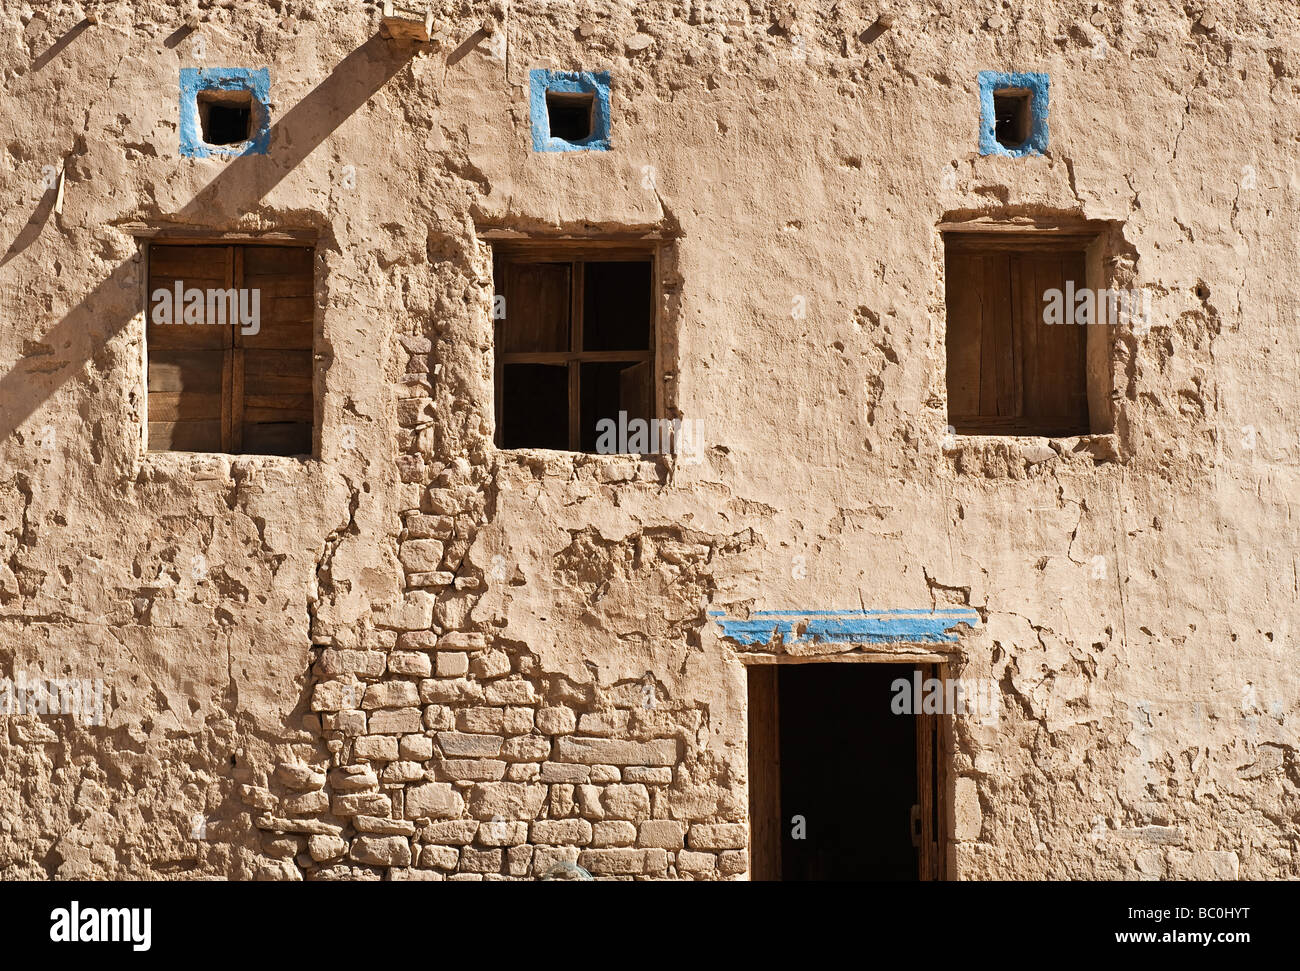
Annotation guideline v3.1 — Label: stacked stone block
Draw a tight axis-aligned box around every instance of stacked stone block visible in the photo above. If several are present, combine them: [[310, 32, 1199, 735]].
[[251, 626, 746, 879], [241, 331, 748, 879]]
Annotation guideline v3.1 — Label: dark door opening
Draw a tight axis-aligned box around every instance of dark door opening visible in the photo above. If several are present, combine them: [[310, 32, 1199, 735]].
[[747, 662, 945, 881]]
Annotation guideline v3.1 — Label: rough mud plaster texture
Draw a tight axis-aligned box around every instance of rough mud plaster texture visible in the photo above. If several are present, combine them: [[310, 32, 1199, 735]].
[[0, 0, 1297, 881]]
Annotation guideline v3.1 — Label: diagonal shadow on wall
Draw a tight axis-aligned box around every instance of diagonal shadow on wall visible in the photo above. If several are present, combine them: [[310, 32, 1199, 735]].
[[0, 177, 60, 268], [0, 35, 417, 444]]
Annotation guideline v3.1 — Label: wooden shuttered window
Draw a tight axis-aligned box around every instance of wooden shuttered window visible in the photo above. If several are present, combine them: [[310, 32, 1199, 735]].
[[944, 235, 1090, 437], [493, 247, 654, 452], [146, 243, 314, 456]]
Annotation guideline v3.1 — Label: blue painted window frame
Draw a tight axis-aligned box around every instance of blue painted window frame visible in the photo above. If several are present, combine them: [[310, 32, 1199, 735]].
[[180, 67, 271, 158], [978, 71, 1049, 158], [529, 69, 611, 152]]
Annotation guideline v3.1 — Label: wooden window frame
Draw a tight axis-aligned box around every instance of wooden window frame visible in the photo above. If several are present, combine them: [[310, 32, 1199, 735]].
[[141, 235, 317, 457], [491, 241, 659, 453]]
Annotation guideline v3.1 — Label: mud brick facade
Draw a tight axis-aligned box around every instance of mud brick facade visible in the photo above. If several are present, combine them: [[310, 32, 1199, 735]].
[[1, 0, 1297, 880]]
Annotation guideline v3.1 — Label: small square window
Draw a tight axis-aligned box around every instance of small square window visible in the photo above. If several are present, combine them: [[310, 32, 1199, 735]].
[[145, 242, 315, 456], [197, 89, 253, 145], [492, 246, 654, 451], [180, 67, 271, 158], [978, 71, 1049, 157], [546, 91, 595, 142], [530, 69, 611, 151], [992, 89, 1031, 149]]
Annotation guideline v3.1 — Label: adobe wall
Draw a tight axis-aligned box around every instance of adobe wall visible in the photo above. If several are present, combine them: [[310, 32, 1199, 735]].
[[0, 0, 1296, 879]]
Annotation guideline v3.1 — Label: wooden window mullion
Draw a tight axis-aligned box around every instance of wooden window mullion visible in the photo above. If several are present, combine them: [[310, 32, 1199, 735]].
[[568, 260, 583, 451], [220, 245, 235, 452], [493, 256, 503, 448], [494, 354, 504, 449], [499, 350, 650, 365], [651, 248, 660, 421], [1008, 255, 1025, 419], [141, 240, 151, 453], [230, 245, 245, 453]]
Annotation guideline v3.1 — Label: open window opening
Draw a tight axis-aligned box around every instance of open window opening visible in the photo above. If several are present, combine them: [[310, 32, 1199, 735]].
[[145, 242, 315, 456], [993, 89, 1032, 149], [546, 91, 595, 142], [944, 228, 1112, 437], [493, 244, 655, 453], [197, 89, 254, 145], [747, 662, 947, 881]]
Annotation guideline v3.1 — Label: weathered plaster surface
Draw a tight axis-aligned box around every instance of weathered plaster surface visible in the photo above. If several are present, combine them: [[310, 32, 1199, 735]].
[[0, 0, 1297, 880]]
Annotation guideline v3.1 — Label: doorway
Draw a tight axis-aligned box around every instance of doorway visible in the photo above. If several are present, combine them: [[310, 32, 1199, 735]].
[[747, 662, 947, 881]]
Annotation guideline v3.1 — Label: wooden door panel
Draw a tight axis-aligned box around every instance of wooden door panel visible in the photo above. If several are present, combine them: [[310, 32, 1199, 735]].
[[747, 666, 781, 881]]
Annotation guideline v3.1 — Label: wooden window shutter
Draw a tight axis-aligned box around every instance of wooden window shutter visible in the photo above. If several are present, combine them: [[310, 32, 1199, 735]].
[[146, 244, 233, 452], [1017, 251, 1088, 432], [501, 261, 570, 353], [238, 246, 314, 456], [146, 243, 314, 456], [945, 242, 1089, 437]]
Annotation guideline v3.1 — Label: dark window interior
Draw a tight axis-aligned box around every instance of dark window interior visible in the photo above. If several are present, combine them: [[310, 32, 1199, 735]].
[[579, 361, 650, 452], [583, 262, 651, 351], [501, 364, 569, 451], [546, 92, 594, 141], [198, 89, 253, 145], [993, 89, 1031, 148], [494, 251, 654, 452], [944, 234, 1091, 437]]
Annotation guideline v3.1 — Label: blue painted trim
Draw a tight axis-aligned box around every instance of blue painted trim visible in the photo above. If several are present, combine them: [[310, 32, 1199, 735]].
[[529, 69, 611, 152], [977, 70, 1049, 157], [708, 609, 976, 617], [710, 607, 980, 646], [180, 67, 271, 158]]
